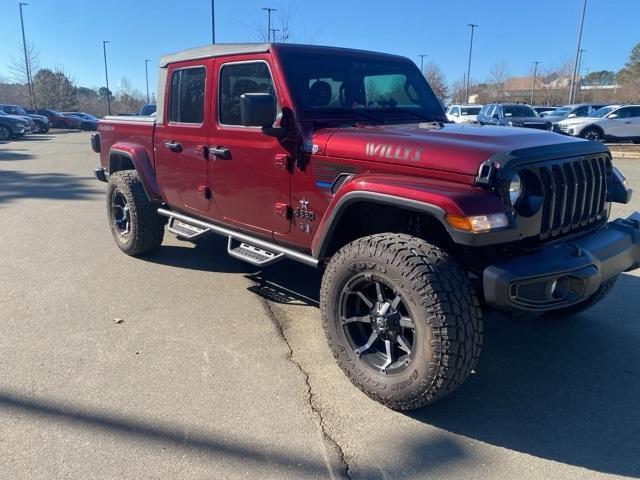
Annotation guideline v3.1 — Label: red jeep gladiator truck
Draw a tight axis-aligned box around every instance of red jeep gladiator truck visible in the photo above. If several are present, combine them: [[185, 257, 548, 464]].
[[91, 43, 640, 410]]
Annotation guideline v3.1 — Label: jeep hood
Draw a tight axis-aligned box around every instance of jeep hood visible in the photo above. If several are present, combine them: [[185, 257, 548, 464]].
[[316, 123, 585, 177]]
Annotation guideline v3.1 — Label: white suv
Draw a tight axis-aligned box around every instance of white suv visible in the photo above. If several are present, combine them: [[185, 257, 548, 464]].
[[446, 104, 482, 124], [556, 105, 640, 142]]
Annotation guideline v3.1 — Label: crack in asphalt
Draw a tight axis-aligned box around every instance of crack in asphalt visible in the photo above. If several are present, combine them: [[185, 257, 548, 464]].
[[259, 298, 352, 480]]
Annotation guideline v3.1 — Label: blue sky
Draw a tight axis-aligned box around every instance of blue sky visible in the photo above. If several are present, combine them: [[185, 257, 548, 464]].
[[0, 0, 638, 98]]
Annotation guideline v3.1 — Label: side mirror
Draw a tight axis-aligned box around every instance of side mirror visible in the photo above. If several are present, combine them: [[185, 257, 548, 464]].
[[453, 113, 459, 117], [607, 113, 618, 119], [567, 113, 576, 118], [240, 93, 276, 127]]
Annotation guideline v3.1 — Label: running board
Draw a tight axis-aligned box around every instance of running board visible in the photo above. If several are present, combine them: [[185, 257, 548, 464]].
[[157, 208, 319, 268], [167, 217, 209, 240], [227, 238, 284, 266]]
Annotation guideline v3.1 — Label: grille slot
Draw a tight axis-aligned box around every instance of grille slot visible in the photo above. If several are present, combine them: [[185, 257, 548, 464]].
[[535, 155, 610, 240]]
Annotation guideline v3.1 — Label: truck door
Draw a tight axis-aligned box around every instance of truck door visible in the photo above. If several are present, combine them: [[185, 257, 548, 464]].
[[209, 57, 291, 236], [155, 59, 212, 214]]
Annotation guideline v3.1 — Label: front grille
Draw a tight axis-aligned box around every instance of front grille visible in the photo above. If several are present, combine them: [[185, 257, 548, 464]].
[[536, 155, 610, 240], [523, 122, 548, 130]]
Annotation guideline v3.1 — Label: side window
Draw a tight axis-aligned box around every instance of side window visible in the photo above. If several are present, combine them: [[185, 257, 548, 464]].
[[613, 107, 631, 119], [574, 106, 588, 116], [452, 107, 460, 115], [169, 67, 206, 124], [488, 105, 497, 117], [629, 107, 640, 118], [219, 62, 276, 126]]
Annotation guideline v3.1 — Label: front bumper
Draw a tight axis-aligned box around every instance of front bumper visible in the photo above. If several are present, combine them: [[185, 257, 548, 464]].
[[483, 213, 640, 312]]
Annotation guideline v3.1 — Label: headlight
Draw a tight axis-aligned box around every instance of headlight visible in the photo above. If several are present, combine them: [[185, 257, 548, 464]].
[[506, 121, 513, 126], [509, 173, 523, 205], [16, 123, 25, 128]]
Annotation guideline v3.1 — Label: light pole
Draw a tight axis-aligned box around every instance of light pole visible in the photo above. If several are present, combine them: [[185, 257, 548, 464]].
[[19, 2, 36, 109], [102, 40, 111, 116], [530, 61, 540, 105], [576, 49, 586, 100], [262, 7, 277, 42], [145, 59, 150, 104], [465, 24, 478, 103], [211, 0, 215, 44], [569, 0, 587, 104], [418, 54, 428, 73]]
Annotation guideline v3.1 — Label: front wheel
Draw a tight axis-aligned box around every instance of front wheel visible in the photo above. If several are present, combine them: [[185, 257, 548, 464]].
[[321, 233, 483, 411], [581, 127, 603, 141], [0, 126, 11, 140], [106, 170, 164, 256]]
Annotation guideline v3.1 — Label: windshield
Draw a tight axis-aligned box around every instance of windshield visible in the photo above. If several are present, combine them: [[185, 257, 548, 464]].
[[0, 110, 7, 116], [588, 106, 616, 117], [550, 106, 572, 117], [278, 50, 446, 123], [502, 105, 537, 117], [460, 107, 481, 115]]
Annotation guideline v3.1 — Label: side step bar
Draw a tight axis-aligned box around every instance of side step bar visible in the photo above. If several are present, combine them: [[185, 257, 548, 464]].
[[227, 238, 284, 266], [157, 208, 319, 268]]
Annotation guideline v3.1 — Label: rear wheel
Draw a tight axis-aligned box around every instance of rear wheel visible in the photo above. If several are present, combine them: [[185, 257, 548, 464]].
[[581, 127, 603, 141], [321, 233, 482, 411], [106, 170, 164, 256]]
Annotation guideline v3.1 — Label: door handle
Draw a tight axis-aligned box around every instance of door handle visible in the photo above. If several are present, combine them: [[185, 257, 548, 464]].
[[164, 141, 182, 152], [624, 121, 632, 124], [209, 147, 231, 159]]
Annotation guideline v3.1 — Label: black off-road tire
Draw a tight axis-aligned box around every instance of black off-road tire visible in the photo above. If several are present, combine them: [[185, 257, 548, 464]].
[[321, 233, 483, 411], [548, 275, 618, 318], [106, 170, 164, 256]]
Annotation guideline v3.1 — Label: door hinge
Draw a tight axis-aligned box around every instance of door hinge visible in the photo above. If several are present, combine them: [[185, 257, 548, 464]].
[[274, 202, 292, 219], [197, 185, 212, 199], [274, 154, 291, 171]]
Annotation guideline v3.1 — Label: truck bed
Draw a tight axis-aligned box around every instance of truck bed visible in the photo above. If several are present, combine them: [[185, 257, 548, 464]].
[[98, 116, 156, 170]]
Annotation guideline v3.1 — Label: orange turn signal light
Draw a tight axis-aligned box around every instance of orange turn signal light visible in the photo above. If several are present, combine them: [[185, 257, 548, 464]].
[[445, 214, 473, 231]]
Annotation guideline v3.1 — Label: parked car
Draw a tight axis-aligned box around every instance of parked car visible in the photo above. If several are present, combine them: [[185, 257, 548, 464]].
[[0, 104, 49, 133], [556, 104, 640, 142], [546, 103, 607, 130], [0, 110, 30, 139], [445, 104, 482, 123], [91, 43, 639, 411], [533, 106, 558, 117], [477, 102, 552, 130], [61, 112, 98, 131], [27, 108, 82, 129], [138, 104, 156, 116]]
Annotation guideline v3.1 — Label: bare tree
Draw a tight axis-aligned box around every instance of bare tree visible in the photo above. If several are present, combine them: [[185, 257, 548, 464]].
[[237, 0, 316, 43], [423, 61, 449, 102], [486, 62, 510, 101], [7, 43, 40, 108]]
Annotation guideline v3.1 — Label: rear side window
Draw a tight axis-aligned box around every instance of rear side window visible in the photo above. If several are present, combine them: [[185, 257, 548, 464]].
[[169, 67, 206, 124], [219, 62, 276, 126]]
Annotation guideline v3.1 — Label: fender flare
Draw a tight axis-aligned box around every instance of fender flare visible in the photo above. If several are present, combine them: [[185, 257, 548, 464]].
[[108, 143, 162, 202], [312, 191, 450, 258]]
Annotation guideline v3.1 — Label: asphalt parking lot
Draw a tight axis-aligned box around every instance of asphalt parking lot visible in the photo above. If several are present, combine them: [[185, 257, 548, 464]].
[[1, 131, 639, 479]]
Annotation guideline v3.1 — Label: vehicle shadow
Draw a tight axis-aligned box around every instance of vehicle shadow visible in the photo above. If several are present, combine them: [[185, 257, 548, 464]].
[[141, 235, 255, 275], [0, 149, 34, 161], [411, 272, 640, 477], [248, 262, 640, 477], [0, 169, 101, 204]]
